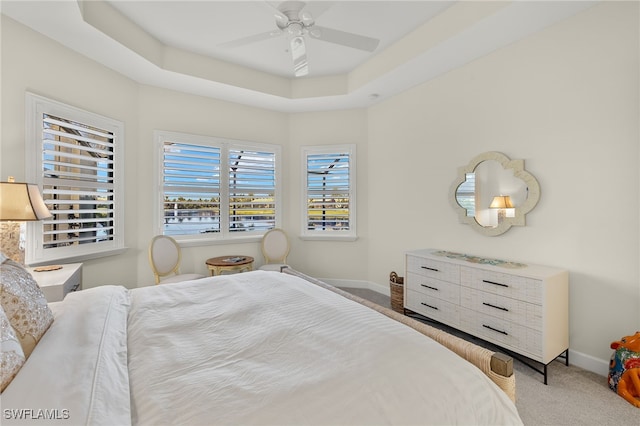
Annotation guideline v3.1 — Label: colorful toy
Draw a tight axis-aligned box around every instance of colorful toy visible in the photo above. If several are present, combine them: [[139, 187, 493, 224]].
[[608, 331, 640, 408]]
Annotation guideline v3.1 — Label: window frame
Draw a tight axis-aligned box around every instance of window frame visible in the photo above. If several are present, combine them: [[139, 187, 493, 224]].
[[154, 130, 282, 246], [300, 144, 357, 241], [25, 93, 126, 265]]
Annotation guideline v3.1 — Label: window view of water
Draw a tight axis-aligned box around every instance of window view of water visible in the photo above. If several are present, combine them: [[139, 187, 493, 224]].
[[161, 140, 278, 237], [163, 216, 273, 236]]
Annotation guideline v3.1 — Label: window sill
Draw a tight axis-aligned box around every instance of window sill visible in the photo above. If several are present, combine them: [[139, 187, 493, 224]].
[[298, 235, 358, 242], [27, 247, 129, 267], [175, 235, 263, 247]]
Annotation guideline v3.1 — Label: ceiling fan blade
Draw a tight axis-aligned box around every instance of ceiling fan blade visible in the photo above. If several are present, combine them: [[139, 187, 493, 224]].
[[310, 25, 379, 52], [219, 30, 282, 48], [300, 1, 334, 22], [290, 36, 308, 77]]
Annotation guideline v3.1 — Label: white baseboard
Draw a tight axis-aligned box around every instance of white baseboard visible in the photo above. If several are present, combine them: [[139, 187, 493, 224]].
[[321, 277, 610, 377], [568, 349, 610, 377]]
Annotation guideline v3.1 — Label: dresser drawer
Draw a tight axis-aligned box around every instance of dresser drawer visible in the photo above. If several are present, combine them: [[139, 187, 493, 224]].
[[407, 255, 460, 283], [405, 249, 568, 369], [405, 289, 460, 327], [460, 266, 542, 304], [459, 308, 542, 360], [460, 286, 542, 331], [406, 272, 460, 304]]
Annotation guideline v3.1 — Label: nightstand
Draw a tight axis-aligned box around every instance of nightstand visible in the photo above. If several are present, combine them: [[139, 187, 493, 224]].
[[26, 263, 83, 303], [205, 256, 254, 276]]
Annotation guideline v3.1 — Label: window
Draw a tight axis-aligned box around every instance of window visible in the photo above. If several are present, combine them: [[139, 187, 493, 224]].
[[301, 144, 356, 240], [156, 131, 280, 243], [25, 93, 125, 264]]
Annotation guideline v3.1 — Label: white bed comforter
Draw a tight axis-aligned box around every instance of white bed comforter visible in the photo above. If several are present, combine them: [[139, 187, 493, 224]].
[[2, 285, 131, 426], [3, 270, 522, 425]]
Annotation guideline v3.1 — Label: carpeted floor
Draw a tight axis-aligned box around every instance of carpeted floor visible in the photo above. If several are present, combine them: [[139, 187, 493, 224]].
[[339, 287, 639, 426]]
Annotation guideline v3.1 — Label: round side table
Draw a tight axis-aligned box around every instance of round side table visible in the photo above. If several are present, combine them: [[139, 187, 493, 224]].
[[205, 256, 254, 276]]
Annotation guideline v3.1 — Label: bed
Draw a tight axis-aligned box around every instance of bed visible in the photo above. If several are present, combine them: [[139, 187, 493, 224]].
[[1, 260, 523, 425]]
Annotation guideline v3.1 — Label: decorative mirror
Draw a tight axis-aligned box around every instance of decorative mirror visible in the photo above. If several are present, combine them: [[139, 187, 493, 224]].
[[449, 152, 540, 236]]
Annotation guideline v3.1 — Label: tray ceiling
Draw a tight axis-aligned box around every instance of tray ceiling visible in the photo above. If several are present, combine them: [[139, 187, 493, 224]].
[[1, 1, 597, 112]]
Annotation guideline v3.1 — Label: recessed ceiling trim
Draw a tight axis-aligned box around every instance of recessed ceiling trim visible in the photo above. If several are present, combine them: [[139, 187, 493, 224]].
[[79, 0, 296, 98], [77, 0, 164, 65], [2, 0, 599, 113]]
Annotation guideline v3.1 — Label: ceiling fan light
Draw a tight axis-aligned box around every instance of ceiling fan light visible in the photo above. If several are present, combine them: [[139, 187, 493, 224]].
[[294, 63, 309, 77], [291, 37, 303, 49], [290, 36, 306, 61], [290, 36, 308, 77], [275, 10, 289, 27], [287, 22, 303, 36]]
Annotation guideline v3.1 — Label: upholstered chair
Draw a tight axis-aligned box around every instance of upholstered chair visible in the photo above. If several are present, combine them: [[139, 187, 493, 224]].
[[148, 235, 206, 284], [258, 228, 290, 272]]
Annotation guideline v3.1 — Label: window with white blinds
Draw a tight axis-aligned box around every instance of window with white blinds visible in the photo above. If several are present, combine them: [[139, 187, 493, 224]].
[[157, 131, 280, 241], [228, 148, 277, 233], [162, 141, 221, 236], [302, 144, 356, 240], [25, 93, 125, 264]]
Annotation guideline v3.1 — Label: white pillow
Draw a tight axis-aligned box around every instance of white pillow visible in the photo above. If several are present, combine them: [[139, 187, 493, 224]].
[[0, 306, 25, 392], [0, 259, 53, 358]]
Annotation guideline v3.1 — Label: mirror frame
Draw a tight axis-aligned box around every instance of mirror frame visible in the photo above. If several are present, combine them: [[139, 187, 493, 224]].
[[449, 151, 540, 236]]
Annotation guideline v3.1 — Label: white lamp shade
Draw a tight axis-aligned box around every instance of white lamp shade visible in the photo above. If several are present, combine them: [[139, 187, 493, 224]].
[[489, 195, 514, 209], [0, 181, 52, 221]]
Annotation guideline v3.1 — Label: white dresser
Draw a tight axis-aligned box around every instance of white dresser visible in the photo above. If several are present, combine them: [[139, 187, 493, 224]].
[[405, 249, 568, 383]]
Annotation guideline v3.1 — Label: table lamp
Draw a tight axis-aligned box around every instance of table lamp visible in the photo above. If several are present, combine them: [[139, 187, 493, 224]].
[[489, 195, 514, 225], [0, 177, 52, 264]]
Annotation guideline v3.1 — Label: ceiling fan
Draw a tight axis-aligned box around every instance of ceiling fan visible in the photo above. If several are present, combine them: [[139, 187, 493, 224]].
[[221, 1, 380, 77]]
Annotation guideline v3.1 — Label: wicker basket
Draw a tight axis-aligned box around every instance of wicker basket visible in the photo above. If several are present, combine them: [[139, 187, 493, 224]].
[[389, 271, 405, 314]]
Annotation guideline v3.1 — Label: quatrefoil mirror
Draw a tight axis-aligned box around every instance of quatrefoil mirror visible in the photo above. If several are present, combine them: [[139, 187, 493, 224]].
[[449, 152, 540, 236]]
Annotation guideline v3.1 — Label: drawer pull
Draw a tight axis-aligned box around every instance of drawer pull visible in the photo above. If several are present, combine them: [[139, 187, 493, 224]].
[[482, 302, 509, 312], [421, 284, 439, 291], [483, 324, 508, 335], [421, 302, 439, 310], [482, 279, 509, 288], [421, 266, 439, 272]]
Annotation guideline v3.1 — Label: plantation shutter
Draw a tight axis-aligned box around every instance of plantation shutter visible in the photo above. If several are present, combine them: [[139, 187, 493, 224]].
[[41, 114, 115, 248], [306, 151, 351, 232], [162, 142, 221, 236], [228, 148, 276, 232]]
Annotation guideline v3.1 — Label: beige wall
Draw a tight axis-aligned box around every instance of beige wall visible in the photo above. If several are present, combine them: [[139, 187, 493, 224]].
[[1, 16, 141, 288], [1, 1, 638, 368], [134, 86, 289, 286], [367, 2, 639, 364], [288, 110, 369, 279]]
